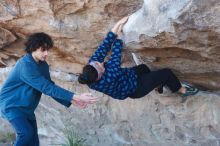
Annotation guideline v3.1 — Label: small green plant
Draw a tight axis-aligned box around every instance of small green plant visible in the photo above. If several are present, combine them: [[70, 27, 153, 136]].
[[51, 126, 86, 146], [0, 132, 15, 143], [61, 127, 86, 146]]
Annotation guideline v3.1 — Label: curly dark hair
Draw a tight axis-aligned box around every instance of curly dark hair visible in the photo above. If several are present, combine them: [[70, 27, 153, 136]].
[[78, 65, 98, 84], [24, 32, 53, 53]]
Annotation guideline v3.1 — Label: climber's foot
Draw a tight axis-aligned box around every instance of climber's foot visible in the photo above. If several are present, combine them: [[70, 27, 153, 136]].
[[180, 83, 199, 102]]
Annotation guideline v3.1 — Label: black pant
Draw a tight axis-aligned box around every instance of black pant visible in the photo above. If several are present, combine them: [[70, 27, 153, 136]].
[[129, 64, 181, 99]]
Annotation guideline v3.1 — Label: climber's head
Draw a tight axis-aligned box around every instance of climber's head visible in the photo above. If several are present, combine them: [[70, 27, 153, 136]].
[[78, 61, 105, 84]]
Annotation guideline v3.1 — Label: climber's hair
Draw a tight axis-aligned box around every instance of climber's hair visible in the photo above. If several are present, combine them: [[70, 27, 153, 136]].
[[78, 65, 98, 84], [24, 32, 53, 53]]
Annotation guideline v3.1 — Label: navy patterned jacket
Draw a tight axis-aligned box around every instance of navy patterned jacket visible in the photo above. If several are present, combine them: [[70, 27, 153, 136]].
[[88, 31, 138, 100]]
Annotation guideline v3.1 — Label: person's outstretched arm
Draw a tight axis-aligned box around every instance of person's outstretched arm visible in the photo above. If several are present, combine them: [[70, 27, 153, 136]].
[[20, 61, 98, 108], [89, 31, 117, 63], [89, 16, 129, 63], [106, 16, 128, 70], [106, 39, 123, 71], [43, 63, 73, 107]]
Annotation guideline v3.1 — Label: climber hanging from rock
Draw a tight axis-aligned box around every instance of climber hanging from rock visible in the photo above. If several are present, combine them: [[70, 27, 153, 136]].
[[78, 16, 199, 102]]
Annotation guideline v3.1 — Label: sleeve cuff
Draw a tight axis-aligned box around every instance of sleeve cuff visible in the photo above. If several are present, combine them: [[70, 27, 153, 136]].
[[65, 102, 72, 108], [114, 39, 123, 46], [108, 31, 118, 39]]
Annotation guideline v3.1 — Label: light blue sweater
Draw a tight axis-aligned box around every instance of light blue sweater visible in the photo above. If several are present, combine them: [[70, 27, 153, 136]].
[[0, 54, 74, 121]]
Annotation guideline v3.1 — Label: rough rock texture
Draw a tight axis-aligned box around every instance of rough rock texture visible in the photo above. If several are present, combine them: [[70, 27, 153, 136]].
[[0, 0, 142, 72], [123, 0, 220, 91], [0, 0, 220, 146]]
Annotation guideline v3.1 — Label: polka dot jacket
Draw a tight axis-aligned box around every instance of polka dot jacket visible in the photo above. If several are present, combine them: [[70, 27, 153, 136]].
[[88, 31, 138, 100]]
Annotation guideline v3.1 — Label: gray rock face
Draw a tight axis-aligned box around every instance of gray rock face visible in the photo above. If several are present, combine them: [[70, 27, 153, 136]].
[[124, 0, 220, 50], [0, 0, 220, 146], [123, 0, 220, 91], [124, 0, 192, 41]]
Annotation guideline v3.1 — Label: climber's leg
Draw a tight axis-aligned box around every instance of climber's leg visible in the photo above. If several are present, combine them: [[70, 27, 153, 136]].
[[131, 64, 151, 76], [129, 68, 182, 98]]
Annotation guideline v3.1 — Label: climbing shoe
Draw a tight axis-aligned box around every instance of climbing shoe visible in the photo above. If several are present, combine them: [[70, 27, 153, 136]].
[[181, 83, 199, 97]]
